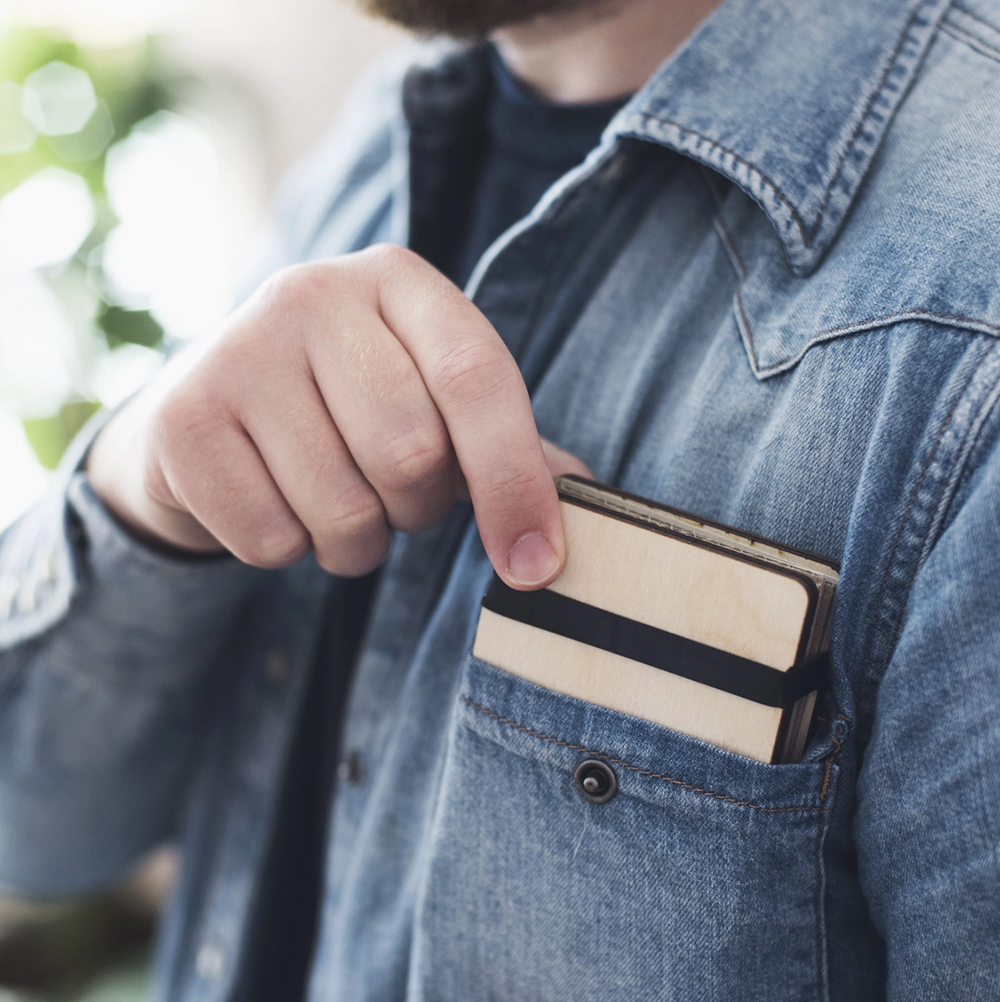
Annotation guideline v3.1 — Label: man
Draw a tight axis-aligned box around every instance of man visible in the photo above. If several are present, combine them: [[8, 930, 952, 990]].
[[1, 0, 999, 997]]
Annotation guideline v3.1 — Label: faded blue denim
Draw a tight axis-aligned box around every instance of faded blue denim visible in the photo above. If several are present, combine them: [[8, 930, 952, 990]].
[[2, 0, 1000, 999]]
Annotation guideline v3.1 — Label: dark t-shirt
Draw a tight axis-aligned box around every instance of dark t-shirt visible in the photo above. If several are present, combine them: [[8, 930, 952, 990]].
[[449, 46, 629, 288], [235, 48, 628, 1002]]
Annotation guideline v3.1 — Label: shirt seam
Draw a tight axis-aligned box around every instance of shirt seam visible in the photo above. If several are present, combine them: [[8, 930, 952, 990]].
[[814, 724, 844, 1002], [949, 2, 1000, 38], [637, 113, 808, 240], [860, 340, 1000, 671], [895, 348, 1000, 649], [922, 362, 1000, 557], [706, 197, 1000, 376], [459, 693, 833, 814], [939, 17, 1000, 62]]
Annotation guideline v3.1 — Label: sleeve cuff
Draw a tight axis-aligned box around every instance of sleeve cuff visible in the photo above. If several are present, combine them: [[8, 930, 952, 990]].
[[1, 431, 262, 662]]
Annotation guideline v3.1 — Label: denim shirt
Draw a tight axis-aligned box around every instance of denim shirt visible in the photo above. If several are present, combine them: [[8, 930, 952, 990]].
[[3, 0, 1000, 999]]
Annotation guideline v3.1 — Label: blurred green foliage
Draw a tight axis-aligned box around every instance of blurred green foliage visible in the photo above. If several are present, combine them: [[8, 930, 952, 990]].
[[22, 400, 100, 469], [98, 304, 165, 350], [0, 29, 171, 196], [0, 27, 179, 466], [0, 31, 185, 994], [0, 31, 196, 1001]]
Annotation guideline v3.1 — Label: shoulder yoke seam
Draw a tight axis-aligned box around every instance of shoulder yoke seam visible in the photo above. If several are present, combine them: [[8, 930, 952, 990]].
[[940, 19, 1000, 61], [950, 3, 1000, 35], [941, 5, 1000, 61], [706, 199, 1000, 379]]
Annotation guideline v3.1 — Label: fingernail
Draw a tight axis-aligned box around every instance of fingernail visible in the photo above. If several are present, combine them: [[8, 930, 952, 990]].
[[507, 532, 559, 587]]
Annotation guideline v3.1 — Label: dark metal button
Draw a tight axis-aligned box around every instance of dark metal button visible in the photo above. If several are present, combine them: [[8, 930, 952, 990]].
[[574, 759, 617, 804]]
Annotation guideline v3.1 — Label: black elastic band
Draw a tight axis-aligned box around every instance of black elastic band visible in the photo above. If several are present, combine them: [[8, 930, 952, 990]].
[[481, 576, 825, 709]]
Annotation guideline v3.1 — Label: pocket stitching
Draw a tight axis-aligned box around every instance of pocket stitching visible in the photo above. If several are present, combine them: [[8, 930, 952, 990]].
[[460, 694, 832, 815]]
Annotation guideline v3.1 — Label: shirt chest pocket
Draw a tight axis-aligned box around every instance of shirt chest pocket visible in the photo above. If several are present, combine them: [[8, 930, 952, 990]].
[[410, 653, 845, 1002]]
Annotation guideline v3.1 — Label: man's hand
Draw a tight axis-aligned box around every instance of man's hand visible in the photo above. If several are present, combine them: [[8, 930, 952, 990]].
[[87, 245, 590, 589]]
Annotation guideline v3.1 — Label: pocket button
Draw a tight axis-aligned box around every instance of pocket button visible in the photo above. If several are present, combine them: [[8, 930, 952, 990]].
[[574, 759, 617, 804]]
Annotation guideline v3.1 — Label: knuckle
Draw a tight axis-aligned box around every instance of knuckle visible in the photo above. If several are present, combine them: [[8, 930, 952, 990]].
[[213, 324, 268, 376], [253, 263, 351, 341], [430, 340, 508, 407], [314, 493, 389, 575], [258, 261, 372, 357], [314, 532, 390, 578], [325, 490, 386, 540], [354, 243, 427, 295], [240, 523, 311, 569], [140, 451, 173, 507], [359, 242, 414, 274], [378, 425, 452, 493], [151, 387, 216, 459], [264, 263, 331, 313], [474, 463, 548, 511]]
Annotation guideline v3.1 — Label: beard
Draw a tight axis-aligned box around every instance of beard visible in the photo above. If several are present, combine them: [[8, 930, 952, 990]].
[[360, 0, 599, 39]]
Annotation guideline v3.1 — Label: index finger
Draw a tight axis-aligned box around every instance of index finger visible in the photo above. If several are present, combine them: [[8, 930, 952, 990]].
[[360, 244, 565, 590]]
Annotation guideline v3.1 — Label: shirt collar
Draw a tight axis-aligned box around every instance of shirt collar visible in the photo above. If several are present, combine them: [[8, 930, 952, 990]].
[[610, 0, 950, 275]]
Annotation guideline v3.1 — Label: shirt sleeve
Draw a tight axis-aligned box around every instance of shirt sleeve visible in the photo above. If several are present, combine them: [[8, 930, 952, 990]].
[[855, 405, 1000, 999], [0, 414, 262, 895], [0, 43, 412, 897]]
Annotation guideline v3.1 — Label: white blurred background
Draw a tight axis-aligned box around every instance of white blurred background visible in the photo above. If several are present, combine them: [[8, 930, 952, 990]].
[[0, 1, 400, 997], [0, 0, 401, 531]]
